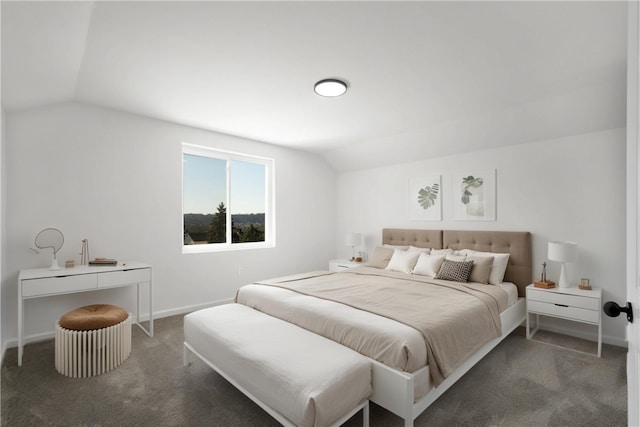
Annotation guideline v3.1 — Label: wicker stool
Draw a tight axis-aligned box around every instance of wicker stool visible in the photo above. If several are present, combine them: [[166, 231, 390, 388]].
[[55, 304, 132, 378]]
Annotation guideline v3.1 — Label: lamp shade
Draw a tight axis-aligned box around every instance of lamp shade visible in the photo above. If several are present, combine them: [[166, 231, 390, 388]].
[[548, 241, 578, 263], [344, 233, 362, 247]]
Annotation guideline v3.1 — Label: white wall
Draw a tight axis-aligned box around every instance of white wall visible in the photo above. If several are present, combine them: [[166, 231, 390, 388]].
[[2, 100, 627, 349], [2, 102, 336, 346], [336, 127, 627, 345]]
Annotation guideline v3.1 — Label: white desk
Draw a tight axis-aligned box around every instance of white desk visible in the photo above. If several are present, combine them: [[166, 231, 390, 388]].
[[18, 262, 153, 366]]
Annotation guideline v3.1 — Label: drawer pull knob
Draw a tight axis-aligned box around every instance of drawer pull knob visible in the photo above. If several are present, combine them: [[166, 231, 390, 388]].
[[554, 303, 569, 308]]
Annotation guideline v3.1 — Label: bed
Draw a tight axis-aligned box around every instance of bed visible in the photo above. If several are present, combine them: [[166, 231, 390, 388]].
[[187, 229, 531, 426]]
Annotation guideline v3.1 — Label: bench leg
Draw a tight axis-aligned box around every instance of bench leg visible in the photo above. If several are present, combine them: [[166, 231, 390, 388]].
[[362, 401, 369, 427], [183, 343, 190, 367]]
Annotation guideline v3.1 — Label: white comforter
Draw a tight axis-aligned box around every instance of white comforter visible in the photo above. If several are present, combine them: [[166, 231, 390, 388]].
[[237, 267, 508, 385]]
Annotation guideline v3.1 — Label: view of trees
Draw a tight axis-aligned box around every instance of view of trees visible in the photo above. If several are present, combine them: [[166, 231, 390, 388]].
[[184, 202, 266, 245], [208, 202, 227, 243]]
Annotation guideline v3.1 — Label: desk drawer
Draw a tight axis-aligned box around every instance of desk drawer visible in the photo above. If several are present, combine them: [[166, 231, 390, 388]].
[[527, 290, 600, 310], [22, 274, 97, 297], [98, 268, 151, 288], [528, 300, 599, 323]]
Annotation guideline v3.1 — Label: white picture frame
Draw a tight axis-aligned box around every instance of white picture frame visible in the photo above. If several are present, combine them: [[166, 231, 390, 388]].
[[452, 169, 496, 221], [409, 175, 442, 221]]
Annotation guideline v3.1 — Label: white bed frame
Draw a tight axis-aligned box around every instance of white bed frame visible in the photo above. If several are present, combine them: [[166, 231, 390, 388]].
[[187, 228, 531, 426], [363, 228, 532, 425], [369, 298, 526, 426]]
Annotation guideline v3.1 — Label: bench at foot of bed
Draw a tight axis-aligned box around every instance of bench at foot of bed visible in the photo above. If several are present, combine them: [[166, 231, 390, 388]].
[[183, 303, 372, 427]]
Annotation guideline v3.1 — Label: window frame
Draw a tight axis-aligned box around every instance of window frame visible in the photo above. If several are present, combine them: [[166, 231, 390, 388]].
[[182, 143, 275, 253]]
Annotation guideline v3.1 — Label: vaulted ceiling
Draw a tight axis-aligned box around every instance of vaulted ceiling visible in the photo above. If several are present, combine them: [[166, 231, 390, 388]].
[[1, 1, 628, 171]]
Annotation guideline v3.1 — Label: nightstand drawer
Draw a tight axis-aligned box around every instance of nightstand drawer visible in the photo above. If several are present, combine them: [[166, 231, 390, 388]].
[[329, 260, 362, 272], [527, 300, 599, 323], [98, 268, 151, 288], [526, 289, 600, 311], [22, 274, 97, 297]]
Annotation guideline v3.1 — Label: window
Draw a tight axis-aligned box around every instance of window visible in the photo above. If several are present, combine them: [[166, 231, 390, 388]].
[[182, 143, 275, 252]]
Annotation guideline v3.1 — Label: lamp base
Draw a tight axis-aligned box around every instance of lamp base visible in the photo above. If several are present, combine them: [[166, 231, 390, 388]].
[[558, 263, 570, 288], [49, 255, 60, 271]]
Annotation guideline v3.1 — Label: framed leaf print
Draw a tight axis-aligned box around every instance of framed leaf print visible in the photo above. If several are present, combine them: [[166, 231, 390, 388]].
[[409, 175, 442, 221], [452, 169, 496, 221]]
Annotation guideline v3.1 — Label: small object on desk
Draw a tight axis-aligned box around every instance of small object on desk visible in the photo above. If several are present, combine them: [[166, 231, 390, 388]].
[[534, 280, 556, 289], [579, 278, 592, 290], [64, 260, 74, 269], [355, 256, 363, 262], [89, 258, 118, 266], [534, 261, 555, 288], [80, 239, 89, 266]]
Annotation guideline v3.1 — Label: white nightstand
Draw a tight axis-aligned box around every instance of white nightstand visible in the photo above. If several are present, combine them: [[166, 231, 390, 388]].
[[526, 284, 602, 357], [329, 259, 363, 272]]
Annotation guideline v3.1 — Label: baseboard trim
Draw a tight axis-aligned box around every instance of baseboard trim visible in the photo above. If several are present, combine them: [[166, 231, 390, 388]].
[[1, 340, 8, 368], [537, 323, 628, 348], [152, 298, 234, 319], [5, 299, 627, 351], [1, 297, 234, 351]]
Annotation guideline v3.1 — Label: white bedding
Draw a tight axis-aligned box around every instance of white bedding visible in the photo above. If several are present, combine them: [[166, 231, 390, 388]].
[[237, 283, 428, 372], [236, 268, 513, 375], [499, 281, 518, 307]]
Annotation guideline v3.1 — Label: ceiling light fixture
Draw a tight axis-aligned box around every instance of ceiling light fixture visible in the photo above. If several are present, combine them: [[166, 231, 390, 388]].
[[314, 78, 348, 97]]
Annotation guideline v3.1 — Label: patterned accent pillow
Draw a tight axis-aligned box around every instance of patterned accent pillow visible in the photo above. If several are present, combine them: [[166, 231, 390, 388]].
[[434, 259, 474, 283]]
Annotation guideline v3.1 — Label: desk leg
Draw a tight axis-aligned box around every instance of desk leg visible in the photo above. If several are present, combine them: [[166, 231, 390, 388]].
[[597, 319, 602, 357], [134, 281, 153, 337], [136, 282, 141, 325], [18, 295, 23, 366], [149, 275, 153, 336]]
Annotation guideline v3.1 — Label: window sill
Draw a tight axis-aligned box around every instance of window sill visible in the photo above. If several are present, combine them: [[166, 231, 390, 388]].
[[182, 242, 275, 254]]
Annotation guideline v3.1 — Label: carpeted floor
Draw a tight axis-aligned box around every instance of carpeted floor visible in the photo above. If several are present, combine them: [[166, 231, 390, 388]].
[[1, 315, 627, 426]]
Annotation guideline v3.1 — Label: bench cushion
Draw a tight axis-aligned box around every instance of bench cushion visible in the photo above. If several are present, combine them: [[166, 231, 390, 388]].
[[184, 303, 372, 427]]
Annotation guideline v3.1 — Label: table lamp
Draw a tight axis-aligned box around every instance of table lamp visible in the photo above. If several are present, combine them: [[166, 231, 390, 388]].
[[548, 241, 578, 288], [345, 233, 362, 261]]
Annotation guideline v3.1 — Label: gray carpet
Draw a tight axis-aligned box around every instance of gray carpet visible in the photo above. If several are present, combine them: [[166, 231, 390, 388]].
[[1, 315, 627, 426]]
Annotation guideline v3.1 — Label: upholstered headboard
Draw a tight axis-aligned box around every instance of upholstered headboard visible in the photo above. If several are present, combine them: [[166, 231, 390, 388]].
[[382, 228, 443, 249], [382, 228, 532, 297]]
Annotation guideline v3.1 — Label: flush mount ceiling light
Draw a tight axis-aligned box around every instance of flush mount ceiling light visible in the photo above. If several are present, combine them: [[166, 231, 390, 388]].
[[314, 78, 348, 97]]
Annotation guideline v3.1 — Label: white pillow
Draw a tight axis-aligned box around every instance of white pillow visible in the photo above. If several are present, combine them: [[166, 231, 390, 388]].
[[383, 244, 409, 251], [459, 249, 510, 285], [408, 245, 431, 254], [445, 253, 466, 262], [413, 253, 446, 277], [430, 248, 453, 255], [385, 249, 421, 274]]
